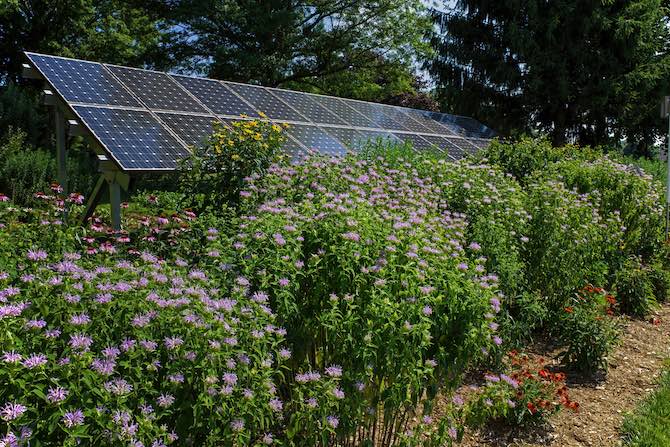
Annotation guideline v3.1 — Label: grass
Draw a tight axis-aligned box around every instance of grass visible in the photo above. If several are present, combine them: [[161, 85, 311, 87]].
[[621, 360, 670, 446]]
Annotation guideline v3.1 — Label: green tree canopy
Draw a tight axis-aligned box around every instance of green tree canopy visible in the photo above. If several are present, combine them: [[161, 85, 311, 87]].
[[172, 0, 431, 92], [428, 0, 670, 153]]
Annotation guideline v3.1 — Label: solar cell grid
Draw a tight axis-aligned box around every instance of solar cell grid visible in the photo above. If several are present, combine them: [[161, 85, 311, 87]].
[[343, 99, 411, 131], [307, 95, 376, 127], [393, 133, 434, 151], [322, 127, 364, 149], [173, 76, 258, 117], [269, 89, 346, 125], [380, 106, 434, 133], [443, 137, 470, 159], [157, 113, 220, 149], [419, 135, 450, 154], [106, 66, 207, 113], [225, 83, 307, 122], [285, 124, 347, 156], [73, 106, 189, 170], [26, 53, 141, 107], [356, 130, 401, 145]]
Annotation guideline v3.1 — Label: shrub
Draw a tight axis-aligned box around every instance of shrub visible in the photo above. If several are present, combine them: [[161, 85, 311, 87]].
[[465, 351, 577, 427], [648, 261, 670, 303], [0, 129, 55, 205], [545, 157, 664, 260], [557, 285, 620, 372], [179, 118, 286, 211], [615, 257, 657, 317]]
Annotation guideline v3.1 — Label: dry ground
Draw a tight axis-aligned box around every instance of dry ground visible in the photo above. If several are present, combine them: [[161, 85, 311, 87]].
[[455, 303, 670, 447]]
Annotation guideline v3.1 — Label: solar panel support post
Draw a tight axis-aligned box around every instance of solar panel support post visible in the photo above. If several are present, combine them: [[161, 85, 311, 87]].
[[81, 175, 106, 225], [54, 107, 68, 219], [109, 179, 121, 231]]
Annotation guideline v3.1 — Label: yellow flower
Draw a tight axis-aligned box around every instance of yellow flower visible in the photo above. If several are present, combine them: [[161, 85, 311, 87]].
[[240, 113, 248, 118], [231, 154, 240, 161], [281, 122, 290, 128], [258, 111, 268, 119], [253, 133, 262, 141], [271, 124, 282, 132]]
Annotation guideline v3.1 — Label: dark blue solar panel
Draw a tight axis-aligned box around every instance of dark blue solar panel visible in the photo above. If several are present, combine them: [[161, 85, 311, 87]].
[[356, 130, 401, 146], [306, 95, 376, 127], [269, 89, 346, 125], [322, 127, 364, 149], [393, 133, 434, 151], [157, 113, 220, 149], [225, 83, 307, 122], [173, 76, 258, 117], [285, 124, 347, 156], [26, 53, 141, 107], [404, 109, 458, 135], [341, 99, 412, 131], [468, 138, 493, 149], [417, 135, 450, 154], [73, 106, 189, 170], [106, 66, 207, 113]]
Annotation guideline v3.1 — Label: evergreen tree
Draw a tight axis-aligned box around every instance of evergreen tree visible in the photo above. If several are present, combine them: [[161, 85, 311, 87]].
[[428, 0, 670, 153]]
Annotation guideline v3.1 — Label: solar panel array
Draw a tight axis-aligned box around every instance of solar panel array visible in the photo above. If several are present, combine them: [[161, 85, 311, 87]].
[[25, 52, 495, 172]]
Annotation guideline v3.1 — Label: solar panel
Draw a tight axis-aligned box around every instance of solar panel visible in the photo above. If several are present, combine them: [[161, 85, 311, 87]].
[[393, 133, 435, 151], [356, 130, 401, 146], [419, 135, 450, 154], [342, 99, 411, 131], [26, 53, 141, 107], [285, 124, 347, 156], [26, 52, 495, 173], [157, 113, 220, 149], [380, 106, 435, 133], [172, 75, 258, 117], [269, 89, 346, 125], [106, 66, 208, 113], [322, 127, 365, 149], [307, 95, 376, 127], [404, 109, 457, 135], [225, 83, 307, 122], [73, 106, 189, 170]]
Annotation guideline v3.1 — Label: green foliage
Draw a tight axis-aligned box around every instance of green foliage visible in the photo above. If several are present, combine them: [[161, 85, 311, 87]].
[[0, 83, 47, 147], [465, 352, 576, 427], [557, 286, 620, 372], [178, 119, 285, 211], [648, 261, 670, 303], [176, 0, 431, 89], [428, 0, 670, 152], [615, 257, 657, 317], [0, 129, 55, 205], [622, 362, 670, 447]]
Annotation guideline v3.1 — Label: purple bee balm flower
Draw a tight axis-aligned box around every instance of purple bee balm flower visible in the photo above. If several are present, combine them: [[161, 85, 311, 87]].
[[493, 335, 503, 346], [342, 232, 360, 242], [269, 398, 283, 412], [278, 278, 290, 287], [69, 313, 91, 325], [422, 305, 433, 316], [47, 386, 68, 404], [62, 409, 85, 428], [490, 297, 501, 313], [0, 402, 27, 421], [157, 393, 175, 408], [163, 337, 183, 350], [26, 249, 48, 261], [278, 348, 291, 359], [91, 358, 116, 376], [2, 351, 22, 363], [24, 319, 47, 330], [230, 419, 245, 432], [262, 433, 274, 445], [332, 388, 345, 399], [325, 365, 342, 377], [326, 416, 339, 429], [69, 333, 93, 351], [500, 373, 519, 389], [104, 378, 133, 395], [448, 426, 458, 440], [222, 372, 238, 386], [457, 263, 468, 271], [468, 242, 481, 251], [306, 398, 318, 408], [22, 353, 47, 368]]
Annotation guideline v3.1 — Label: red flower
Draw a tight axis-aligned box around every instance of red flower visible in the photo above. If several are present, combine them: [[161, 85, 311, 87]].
[[527, 402, 537, 414], [564, 306, 574, 313]]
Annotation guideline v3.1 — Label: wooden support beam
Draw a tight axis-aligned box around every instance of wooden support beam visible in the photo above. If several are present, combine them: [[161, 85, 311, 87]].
[[109, 180, 121, 231], [55, 107, 68, 219], [81, 175, 106, 224]]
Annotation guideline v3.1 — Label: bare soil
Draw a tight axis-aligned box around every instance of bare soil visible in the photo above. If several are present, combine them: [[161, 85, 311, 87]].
[[455, 303, 670, 447]]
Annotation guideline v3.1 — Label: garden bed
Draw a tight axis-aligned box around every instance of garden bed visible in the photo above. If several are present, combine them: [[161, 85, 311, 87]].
[[455, 303, 670, 446]]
